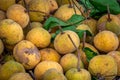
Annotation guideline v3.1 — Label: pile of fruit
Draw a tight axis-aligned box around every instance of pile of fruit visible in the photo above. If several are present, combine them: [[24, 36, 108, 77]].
[[1, 0, 120, 80]]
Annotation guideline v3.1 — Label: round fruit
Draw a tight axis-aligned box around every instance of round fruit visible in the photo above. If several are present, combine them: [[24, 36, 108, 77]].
[[65, 68, 91, 80], [30, 22, 43, 29], [34, 61, 63, 80], [26, 27, 51, 48], [54, 30, 80, 54], [7, 4, 29, 28], [0, 60, 25, 80], [0, 39, 4, 55], [43, 68, 67, 80], [0, 0, 15, 11], [40, 48, 61, 62], [8, 72, 33, 80], [13, 40, 41, 69], [108, 51, 120, 76], [54, 4, 82, 21], [28, 0, 50, 22], [47, 0, 58, 12], [60, 53, 84, 72], [88, 55, 117, 80], [93, 31, 119, 53], [0, 19, 24, 45]]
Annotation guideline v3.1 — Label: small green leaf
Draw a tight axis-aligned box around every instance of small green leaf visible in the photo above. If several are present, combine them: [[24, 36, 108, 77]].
[[92, 76, 98, 80], [83, 47, 98, 62]]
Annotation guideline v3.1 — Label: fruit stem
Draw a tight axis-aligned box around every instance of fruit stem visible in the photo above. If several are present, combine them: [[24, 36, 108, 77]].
[[72, 0, 76, 14], [107, 4, 111, 22], [68, 0, 73, 8], [67, 34, 81, 71], [28, 70, 36, 80], [58, 26, 64, 34], [82, 31, 86, 50]]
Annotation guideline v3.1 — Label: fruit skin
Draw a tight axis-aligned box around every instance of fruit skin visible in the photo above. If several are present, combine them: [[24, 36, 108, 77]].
[[60, 53, 84, 72], [108, 51, 120, 76], [7, 4, 29, 28], [8, 72, 33, 80], [54, 30, 80, 54], [0, 0, 15, 11], [34, 61, 63, 80], [54, 4, 82, 21], [29, 0, 50, 22], [0, 19, 24, 45], [77, 42, 99, 68], [0, 60, 25, 80], [26, 27, 51, 48], [88, 55, 117, 80], [40, 48, 61, 62], [13, 40, 41, 69], [43, 68, 67, 80], [47, 0, 58, 12], [30, 22, 43, 29], [0, 39, 4, 55], [65, 68, 91, 80], [93, 31, 119, 53], [0, 10, 6, 21], [97, 14, 120, 35]]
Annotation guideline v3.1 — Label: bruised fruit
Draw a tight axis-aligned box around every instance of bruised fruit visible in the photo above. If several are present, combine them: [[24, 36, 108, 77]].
[[108, 51, 120, 76], [54, 4, 82, 21], [65, 68, 91, 80], [0, 0, 15, 11], [13, 40, 41, 69], [47, 0, 58, 12], [26, 27, 51, 48], [29, 0, 50, 22], [60, 53, 84, 72], [0, 60, 25, 80], [0, 10, 6, 21], [34, 61, 63, 80], [93, 31, 119, 53], [97, 14, 120, 35], [43, 69, 67, 80], [8, 72, 33, 80], [0, 39, 4, 55], [0, 19, 24, 45], [7, 4, 29, 28], [39, 48, 61, 62], [88, 55, 117, 80], [54, 30, 80, 54]]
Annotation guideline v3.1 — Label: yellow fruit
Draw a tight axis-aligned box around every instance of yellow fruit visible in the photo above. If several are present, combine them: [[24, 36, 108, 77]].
[[108, 51, 120, 76], [18, 0, 32, 6], [43, 68, 67, 80], [54, 4, 82, 21], [0, 0, 15, 11], [30, 22, 43, 29], [26, 27, 51, 48], [65, 68, 91, 80], [39, 48, 61, 62], [60, 53, 84, 72], [8, 72, 33, 80], [82, 18, 97, 35], [13, 40, 41, 69], [88, 55, 117, 80], [7, 4, 29, 28], [0, 60, 25, 80], [94, 31, 119, 53], [97, 14, 120, 35], [29, 0, 50, 22], [0, 39, 4, 55], [77, 42, 99, 68], [34, 61, 63, 80], [0, 10, 6, 21], [0, 19, 24, 45], [54, 30, 80, 54], [47, 0, 58, 12]]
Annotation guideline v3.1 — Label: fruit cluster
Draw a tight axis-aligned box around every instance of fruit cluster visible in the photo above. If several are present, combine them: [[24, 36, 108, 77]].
[[0, 0, 120, 80]]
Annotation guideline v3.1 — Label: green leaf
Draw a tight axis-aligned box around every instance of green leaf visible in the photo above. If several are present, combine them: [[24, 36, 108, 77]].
[[83, 47, 98, 62], [92, 76, 98, 80], [43, 14, 85, 30]]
